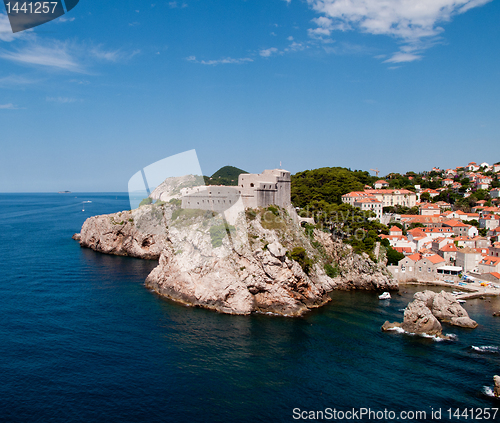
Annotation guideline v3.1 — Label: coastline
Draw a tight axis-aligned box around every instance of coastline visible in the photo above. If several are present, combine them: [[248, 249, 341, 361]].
[[399, 280, 500, 300]]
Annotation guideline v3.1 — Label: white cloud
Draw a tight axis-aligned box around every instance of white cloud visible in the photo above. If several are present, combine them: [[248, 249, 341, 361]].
[[46, 97, 79, 103], [91, 46, 140, 62], [323, 41, 374, 56], [306, 0, 493, 61], [58, 17, 76, 23], [0, 103, 20, 109], [260, 47, 278, 57], [284, 41, 306, 52], [383, 52, 422, 63], [0, 13, 34, 42], [0, 14, 15, 42], [287, 36, 294, 41], [187, 56, 253, 65], [0, 74, 39, 87], [0, 42, 83, 72], [0, 39, 138, 73], [169, 1, 187, 8]]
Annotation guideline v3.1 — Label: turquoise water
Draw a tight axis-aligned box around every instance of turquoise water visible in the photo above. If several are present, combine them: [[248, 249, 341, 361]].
[[1, 193, 499, 422]]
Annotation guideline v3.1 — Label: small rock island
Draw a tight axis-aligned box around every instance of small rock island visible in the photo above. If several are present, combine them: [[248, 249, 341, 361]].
[[382, 290, 478, 338]]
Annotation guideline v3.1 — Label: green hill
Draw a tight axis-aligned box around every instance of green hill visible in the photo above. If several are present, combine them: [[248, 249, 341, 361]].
[[291, 167, 376, 207], [204, 166, 248, 186]]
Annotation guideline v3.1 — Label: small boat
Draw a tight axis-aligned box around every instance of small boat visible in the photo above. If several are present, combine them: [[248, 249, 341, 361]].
[[457, 299, 466, 304], [379, 292, 391, 300]]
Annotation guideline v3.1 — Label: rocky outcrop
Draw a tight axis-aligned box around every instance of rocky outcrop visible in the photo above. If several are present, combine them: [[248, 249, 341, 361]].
[[401, 299, 443, 336], [146, 241, 331, 316], [428, 291, 478, 328], [382, 290, 478, 337], [76, 203, 397, 316], [381, 321, 401, 331], [77, 205, 170, 259], [314, 231, 398, 291], [494, 375, 500, 398]]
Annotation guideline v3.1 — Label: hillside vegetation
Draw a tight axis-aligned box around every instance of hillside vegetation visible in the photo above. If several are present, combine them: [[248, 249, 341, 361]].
[[204, 166, 248, 186], [291, 167, 402, 263], [291, 167, 375, 207]]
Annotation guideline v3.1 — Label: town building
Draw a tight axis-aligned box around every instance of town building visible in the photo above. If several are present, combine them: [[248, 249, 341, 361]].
[[479, 214, 500, 230], [374, 180, 389, 189], [438, 243, 459, 263], [342, 189, 417, 210], [456, 247, 482, 272], [478, 256, 500, 274], [419, 203, 440, 216]]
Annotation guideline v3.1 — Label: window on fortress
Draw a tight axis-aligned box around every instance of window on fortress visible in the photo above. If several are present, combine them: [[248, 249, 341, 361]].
[[250, 183, 254, 187]]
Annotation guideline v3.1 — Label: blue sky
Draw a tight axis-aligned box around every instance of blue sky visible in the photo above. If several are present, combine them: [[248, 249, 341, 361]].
[[0, 0, 499, 192]]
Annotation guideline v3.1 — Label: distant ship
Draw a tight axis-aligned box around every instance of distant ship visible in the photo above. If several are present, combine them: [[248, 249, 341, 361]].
[[58, 191, 72, 194]]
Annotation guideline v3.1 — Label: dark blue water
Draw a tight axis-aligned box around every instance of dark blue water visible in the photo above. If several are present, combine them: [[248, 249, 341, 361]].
[[1, 194, 499, 422]]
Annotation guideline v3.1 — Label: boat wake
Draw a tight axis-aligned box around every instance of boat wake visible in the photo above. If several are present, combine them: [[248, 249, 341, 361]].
[[471, 346, 499, 354], [384, 327, 456, 342], [483, 386, 495, 398]]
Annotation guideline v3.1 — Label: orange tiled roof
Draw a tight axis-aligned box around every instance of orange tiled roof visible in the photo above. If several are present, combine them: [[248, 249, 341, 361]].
[[407, 253, 422, 262], [481, 256, 500, 266], [440, 244, 458, 252], [443, 219, 468, 227], [426, 254, 446, 264]]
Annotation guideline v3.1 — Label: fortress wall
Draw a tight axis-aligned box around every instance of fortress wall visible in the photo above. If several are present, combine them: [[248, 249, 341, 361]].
[[180, 169, 291, 212]]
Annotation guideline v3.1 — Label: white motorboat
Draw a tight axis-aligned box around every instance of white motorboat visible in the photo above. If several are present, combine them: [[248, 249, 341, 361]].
[[379, 292, 391, 300]]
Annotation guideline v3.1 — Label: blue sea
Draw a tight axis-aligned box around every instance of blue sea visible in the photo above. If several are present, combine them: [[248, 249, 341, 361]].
[[1, 193, 500, 422]]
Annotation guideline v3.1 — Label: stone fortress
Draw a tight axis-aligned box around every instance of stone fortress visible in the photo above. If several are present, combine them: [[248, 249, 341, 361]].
[[181, 169, 291, 212]]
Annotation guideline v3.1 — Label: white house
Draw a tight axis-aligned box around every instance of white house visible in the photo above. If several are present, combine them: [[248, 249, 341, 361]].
[[374, 180, 389, 189]]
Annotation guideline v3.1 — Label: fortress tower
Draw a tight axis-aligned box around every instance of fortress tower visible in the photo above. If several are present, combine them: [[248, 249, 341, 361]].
[[238, 169, 291, 209]]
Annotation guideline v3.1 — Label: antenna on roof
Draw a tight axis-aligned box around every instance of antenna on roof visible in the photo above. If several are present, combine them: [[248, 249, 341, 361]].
[[280, 161, 282, 168]]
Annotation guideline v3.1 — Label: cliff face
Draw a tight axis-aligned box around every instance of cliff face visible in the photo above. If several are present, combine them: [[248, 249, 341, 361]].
[[79, 205, 170, 260], [76, 203, 397, 316], [313, 231, 398, 291]]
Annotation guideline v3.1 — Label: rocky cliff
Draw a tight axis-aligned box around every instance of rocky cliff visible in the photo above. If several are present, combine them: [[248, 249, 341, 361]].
[[75, 203, 396, 316], [79, 205, 170, 259], [314, 231, 398, 291]]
